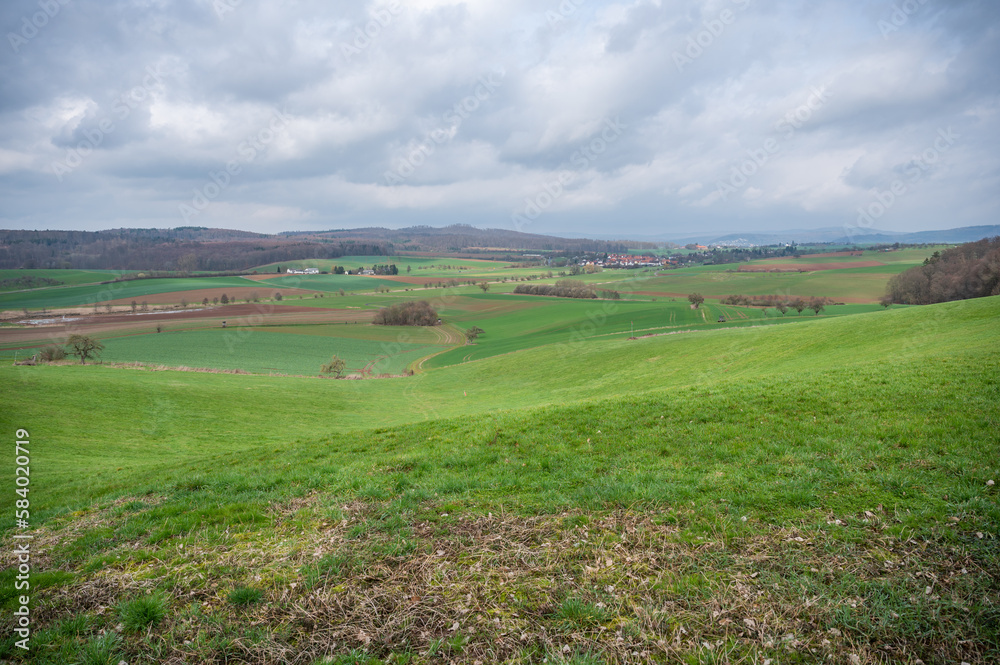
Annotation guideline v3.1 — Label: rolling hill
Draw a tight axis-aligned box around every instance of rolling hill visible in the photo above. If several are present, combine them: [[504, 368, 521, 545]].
[[0, 296, 997, 664]]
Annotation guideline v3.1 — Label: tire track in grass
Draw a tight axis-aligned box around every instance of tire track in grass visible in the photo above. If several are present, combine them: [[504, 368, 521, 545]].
[[412, 323, 465, 373]]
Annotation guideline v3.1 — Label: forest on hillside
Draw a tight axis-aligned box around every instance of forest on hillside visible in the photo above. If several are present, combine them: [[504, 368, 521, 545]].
[[886, 236, 1000, 304], [0, 225, 640, 271]]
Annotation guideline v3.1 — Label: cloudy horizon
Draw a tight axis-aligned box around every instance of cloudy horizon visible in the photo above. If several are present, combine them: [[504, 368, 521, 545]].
[[1, 0, 997, 239]]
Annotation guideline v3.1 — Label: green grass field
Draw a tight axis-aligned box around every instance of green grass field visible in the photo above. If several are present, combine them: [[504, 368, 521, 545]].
[[94, 329, 444, 376], [629, 247, 943, 303], [0, 298, 997, 663], [0, 276, 262, 310], [0, 269, 134, 291], [0, 249, 996, 663]]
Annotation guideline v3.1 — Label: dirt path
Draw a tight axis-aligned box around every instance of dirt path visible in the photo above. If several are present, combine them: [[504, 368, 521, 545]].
[[411, 324, 465, 373]]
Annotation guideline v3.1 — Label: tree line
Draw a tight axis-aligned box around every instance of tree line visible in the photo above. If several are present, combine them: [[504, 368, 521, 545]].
[[0, 229, 390, 271], [512, 279, 621, 300], [720, 293, 832, 314], [886, 237, 1000, 304]]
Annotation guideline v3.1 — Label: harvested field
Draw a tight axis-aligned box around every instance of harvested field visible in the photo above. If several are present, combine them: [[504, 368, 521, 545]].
[[105, 286, 314, 305], [796, 251, 867, 258], [239, 273, 289, 281], [618, 290, 690, 298], [0, 305, 375, 345], [737, 261, 884, 272], [370, 275, 454, 285]]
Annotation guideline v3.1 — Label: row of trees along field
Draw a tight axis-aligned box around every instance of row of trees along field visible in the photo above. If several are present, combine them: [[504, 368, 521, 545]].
[[513, 280, 620, 299], [887, 236, 1000, 304], [718, 294, 832, 314]]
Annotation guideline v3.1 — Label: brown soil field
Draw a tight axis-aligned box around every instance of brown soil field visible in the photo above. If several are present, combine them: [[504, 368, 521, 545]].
[[737, 261, 884, 272], [0, 305, 375, 345], [105, 286, 315, 305], [239, 274, 287, 281], [374, 275, 461, 286], [619, 290, 872, 304], [796, 251, 867, 258], [620, 291, 693, 299]]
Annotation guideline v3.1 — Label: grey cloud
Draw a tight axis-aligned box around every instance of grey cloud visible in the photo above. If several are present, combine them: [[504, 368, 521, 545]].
[[0, 0, 997, 235]]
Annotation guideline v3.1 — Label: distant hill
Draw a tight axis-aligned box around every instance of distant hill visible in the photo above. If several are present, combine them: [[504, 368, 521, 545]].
[[283, 224, 649, 254], [834, 225, 1000, 245], [705, 225, 999, 246]]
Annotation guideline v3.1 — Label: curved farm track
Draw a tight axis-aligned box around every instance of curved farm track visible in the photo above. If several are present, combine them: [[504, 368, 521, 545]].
[[411, 324, 465, 373]]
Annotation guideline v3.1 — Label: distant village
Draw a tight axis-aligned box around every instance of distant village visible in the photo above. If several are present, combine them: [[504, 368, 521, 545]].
[[581, 253, 674, 268]]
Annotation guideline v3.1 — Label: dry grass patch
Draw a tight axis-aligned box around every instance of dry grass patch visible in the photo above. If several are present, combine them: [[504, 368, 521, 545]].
[[5, 502, 996, 664]]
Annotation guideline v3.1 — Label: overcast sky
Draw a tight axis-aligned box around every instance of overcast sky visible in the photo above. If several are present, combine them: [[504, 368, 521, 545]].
[[1, 0, 997, 239]]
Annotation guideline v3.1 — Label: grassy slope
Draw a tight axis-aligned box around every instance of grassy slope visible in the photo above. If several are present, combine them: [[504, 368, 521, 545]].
[[2, 297, 996, 515], [96, 329, 444, 376], [630, 247, 940, 302], [0, 298, 997, 663]]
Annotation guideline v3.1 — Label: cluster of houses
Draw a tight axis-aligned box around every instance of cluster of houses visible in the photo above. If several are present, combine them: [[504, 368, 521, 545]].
[[586, 254, 674, 268]]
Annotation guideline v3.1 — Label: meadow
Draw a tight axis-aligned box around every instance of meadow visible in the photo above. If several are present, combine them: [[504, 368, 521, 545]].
[[0, 276, 263, 311], [0, 249, 997, 664]]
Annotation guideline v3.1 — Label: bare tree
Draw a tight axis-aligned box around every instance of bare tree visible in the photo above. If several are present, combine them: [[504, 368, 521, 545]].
[[66, 334, 105, 364]]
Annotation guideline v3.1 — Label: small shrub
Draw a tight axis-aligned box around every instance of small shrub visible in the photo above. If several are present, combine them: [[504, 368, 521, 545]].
[[118, 593, 166, 631], [228, 586, 263, 606], [39, 345, 67, 362], [320, 355, 347, 378]]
